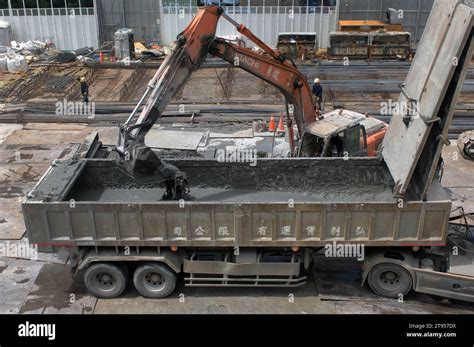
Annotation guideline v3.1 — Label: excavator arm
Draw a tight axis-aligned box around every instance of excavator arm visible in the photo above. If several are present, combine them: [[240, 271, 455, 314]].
[[115, 6, 223, 199], [116, 6, 317, 199], [209, 38, 316, 147]]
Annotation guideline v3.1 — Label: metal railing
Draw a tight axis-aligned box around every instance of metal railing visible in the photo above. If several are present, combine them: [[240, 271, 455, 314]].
[[0, 8, 95, 17]]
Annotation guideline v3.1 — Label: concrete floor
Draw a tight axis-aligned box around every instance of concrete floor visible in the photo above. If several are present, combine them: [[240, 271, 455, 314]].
[[1, 254, 473, 314], [0, 123, 473, 314]]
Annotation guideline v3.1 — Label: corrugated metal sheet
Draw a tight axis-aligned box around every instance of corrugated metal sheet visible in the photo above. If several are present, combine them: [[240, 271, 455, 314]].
[[97, 0, 162, 43], [161, 6, 337, 48], [0, 7, 99, 50], [97, 1, 337, 48], [79, 0, 435, 48]]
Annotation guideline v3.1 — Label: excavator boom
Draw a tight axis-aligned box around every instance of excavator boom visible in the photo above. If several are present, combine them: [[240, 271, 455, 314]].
[[115, 6, 317, 199]]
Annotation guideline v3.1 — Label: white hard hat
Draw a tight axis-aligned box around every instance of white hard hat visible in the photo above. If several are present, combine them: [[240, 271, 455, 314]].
[[80, 77, 86, 83], [314, 78, 320, 83]]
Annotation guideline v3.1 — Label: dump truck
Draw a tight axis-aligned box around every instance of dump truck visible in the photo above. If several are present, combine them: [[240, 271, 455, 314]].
[[22, 1, 474, 301]]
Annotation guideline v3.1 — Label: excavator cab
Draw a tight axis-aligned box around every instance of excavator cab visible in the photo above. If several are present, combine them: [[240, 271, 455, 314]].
[[299, 110, 382, 158], [298, 124, 367, 158]]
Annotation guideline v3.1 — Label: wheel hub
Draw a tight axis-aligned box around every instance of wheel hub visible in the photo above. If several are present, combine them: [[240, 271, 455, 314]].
[[95, 272, 116, 289], [379, 270, 400, 290], [145, 273, 164, 287]]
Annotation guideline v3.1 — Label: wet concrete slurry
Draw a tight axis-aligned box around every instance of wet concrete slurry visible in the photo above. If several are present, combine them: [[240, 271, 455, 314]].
[[69, 187, 396, 203]]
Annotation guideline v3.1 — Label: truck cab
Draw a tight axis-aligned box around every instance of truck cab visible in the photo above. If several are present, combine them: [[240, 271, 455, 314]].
[[299, 109, 387, 158]]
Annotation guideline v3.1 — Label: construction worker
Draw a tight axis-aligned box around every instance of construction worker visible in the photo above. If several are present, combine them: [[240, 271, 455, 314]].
[[77, 77, 89, 104], [312, 77, 323, 111]]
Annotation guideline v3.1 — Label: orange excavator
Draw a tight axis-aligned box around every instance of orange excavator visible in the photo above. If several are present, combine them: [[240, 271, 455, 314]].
[[115, 6, 387, 199]]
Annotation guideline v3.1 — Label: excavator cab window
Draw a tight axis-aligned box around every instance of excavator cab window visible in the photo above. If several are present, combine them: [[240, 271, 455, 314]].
[[299, 133, 325, 157], [326, 133, 344, 157], [343, 124, 368, 157]]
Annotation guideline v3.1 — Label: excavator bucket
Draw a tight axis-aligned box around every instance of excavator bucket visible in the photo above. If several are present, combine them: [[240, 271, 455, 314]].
[[118, 143, 190, 200], [382, 0, 473, 199]]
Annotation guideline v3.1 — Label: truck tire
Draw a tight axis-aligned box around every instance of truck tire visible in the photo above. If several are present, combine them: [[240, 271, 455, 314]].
[[133, 262, 177, 299], [84, 262, 128, 299], [367, 263, 413, 299]]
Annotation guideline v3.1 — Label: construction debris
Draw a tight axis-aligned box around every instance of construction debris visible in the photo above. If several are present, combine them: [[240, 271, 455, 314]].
[[10, 40, 46, 55], [328, 30, 411, 60], [4, 51, 27, 73], [277, 32, 318, 60]]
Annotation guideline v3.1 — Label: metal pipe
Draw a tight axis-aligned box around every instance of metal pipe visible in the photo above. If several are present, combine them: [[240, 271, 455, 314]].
[[123, 43, 180, 124], [125, 88, 152, 125]]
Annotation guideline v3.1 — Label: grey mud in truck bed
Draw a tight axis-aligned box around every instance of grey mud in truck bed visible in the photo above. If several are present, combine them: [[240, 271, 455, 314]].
[[23, 158, 451, 251], [67, 157, 396, 203]]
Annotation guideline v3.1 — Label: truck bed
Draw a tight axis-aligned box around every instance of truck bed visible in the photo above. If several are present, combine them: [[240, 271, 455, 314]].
[[23, 158, 451, 252], [67, 187, 394, 203]]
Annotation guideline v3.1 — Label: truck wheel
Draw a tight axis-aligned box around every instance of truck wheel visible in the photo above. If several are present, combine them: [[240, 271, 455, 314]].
[[368, 263, 413, 299], [84, 262, 128, 299], [133, 263, 177, 299]]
